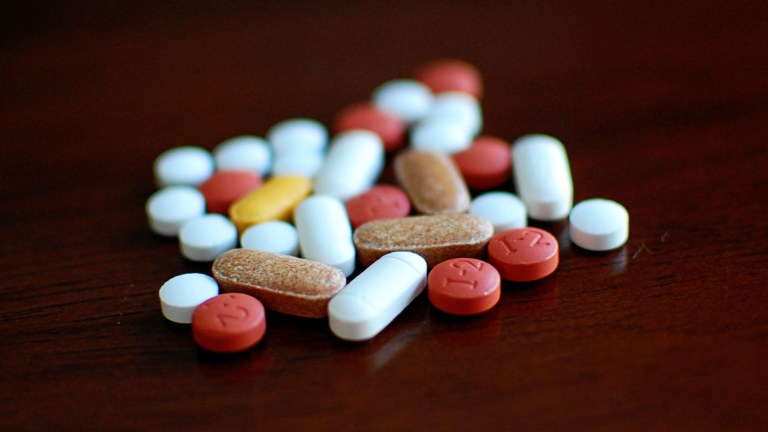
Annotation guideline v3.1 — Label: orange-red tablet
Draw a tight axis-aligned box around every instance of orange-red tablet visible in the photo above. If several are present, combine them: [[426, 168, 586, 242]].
[[198, 170, 262, 214], [192, 293, 266, 353], [488, 228, 558, 282], [452, 136, 511, 190], [413, 59, 483, 98], [428, 258, 501, 315], [345, 184, 411, 229], [333, 102, 406, 152]]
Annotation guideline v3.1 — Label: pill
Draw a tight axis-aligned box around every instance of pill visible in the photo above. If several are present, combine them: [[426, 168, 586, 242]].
[[212, 249, 347, 318], [410, 117, 473, 154], [198, 170, 262, 214], [328, 251, 427, 341], [333, 102, 406, 152], [426, 91, 483, 137], [240, 220, 299, 256], [569, 198, 629, 251], [294, 195, 356, 276], [427, 258, 500, 315], [394, 149, 470, 214], [270, 150, 325, 178], [267, 118, 328, 155], [213, 135, 272, 176], [192, 293, 266, 353], [179, 214, 238, 262], [146, 185, 206, 236], [345, 185, 411, 229], [468, 191, 527, 233], [452, 136, 511, 190], [159, 273, 219, 324], [372, 79, 433, 124], [313, 130, 385, 201], [511, 134, 573, 221], [488, 227, 559, 282], [153, 146, 215, 187], [229, 174, 312, 232], [413, 59, 483, 98], [353, 214, 493, 268]]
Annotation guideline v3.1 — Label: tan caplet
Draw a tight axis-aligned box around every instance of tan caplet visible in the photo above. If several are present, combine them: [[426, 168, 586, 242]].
[[394, 149, 470, 214]]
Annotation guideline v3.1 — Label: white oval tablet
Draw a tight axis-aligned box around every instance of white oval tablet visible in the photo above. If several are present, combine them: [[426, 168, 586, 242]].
[[469, 191, 527, 233], [146, 186, 206, 236], [313, 130, 385, 200], [153, 146, 214, 187], [267, 118, 328, 155], [410, 117, 473, 154], [179, 214, 238, 262], [159, 273, 219, 324], [328, 251, 427, 341], [294, 195, 356, 276], [511, 134, 573, 221], [213, 135, 272, 176], [569, 198, 629, 251], [240, 220, 299, 256], [372, 79, 433, 124], [270, 150, 325, 178], [428, 91, 483, 137]]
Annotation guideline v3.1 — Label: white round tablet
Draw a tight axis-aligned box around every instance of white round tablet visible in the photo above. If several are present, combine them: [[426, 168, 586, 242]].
[[267, 118, 328, 155], [213, 135, 272, 176], [410, 117, 473, 154], [469, 191, 527, 233], [240, 220, 299, 256], [159, 273, 219, 324], [372, 79, 433, 124], [271, 150, 325, 178], [146, 186, 206, 237], [569, 198, 629, 251], [428, 91, 483, 137], [179, 214, 238, 261], [153, 146, 214, 187]]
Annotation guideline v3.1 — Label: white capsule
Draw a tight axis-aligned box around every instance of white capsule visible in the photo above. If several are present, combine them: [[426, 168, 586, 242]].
[[469, 191, 527, 233], [372, 79, 433, 124], [428, 91, 483, 137], [569, 198, 629, 251], [213, 135, 272, 176], [267, 118, 328, 155], [511, 134, 573, 221], [270, 150, 325, 178], [328, 251, 427, 341], [410, 117, 473, 154], [146, 186, 206, 236], [294, 195, 356, 276], [179, 214, 238, 262], [240, 220, 299, 256], [314, 130, 385, 200], [153, 146, 214, 188], [159, 273, 219, 324]]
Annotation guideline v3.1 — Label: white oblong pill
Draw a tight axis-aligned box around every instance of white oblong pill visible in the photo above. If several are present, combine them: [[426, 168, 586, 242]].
[[240, 220, 299, 256], [469, 191, 527, 233], [267, 118, 328, 155], [146, 185, 206, 236], [428, 91, 483, 137], [213, 135, 272, 176], [511, 134, 573, 221], [179, 214, 238, 262], [270, 150, 325, 178], [159, 273, 219, 324], [294, 195, 356, 276], [313, 130, 385, 200], [372, 79, 433, 124], [153, 146, 215, 188], [569, 198, 629, 251], [410, 117, 473, 154], [328, 251, 427, 341]]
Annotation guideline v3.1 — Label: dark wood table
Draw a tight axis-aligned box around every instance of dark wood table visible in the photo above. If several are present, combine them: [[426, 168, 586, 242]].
[[2, 2, 767, 430]]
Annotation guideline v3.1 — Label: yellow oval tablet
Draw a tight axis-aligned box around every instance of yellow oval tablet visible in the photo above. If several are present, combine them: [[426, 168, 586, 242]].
[[229, 175, 312, 232]]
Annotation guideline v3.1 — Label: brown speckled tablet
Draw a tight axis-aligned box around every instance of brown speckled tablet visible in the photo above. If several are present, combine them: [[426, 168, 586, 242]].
[[212, 249, 347, 318], [353, 214, 493, 268], [394, 149, 470, 214]]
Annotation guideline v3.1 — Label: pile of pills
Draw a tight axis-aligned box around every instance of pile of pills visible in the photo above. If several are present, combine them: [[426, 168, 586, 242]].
[[148, 59, 630, 353]]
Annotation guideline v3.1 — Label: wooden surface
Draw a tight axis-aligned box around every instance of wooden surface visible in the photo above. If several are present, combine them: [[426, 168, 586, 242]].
[[2, 2, 767, 430]]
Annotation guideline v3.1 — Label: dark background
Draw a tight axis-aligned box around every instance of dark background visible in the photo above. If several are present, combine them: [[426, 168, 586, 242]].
[[1, 1, 767, 430]]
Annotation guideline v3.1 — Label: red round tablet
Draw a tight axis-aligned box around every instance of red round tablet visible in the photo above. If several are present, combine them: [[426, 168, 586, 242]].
[[452, 136, 511, 190], [488, 228, 559, 282], [428, 258, 501, 315], [198, 170, 262, 214], [333, 102, 407, 152], [192, 293, 266, 353], [345, 184, 411, 229], [413, 59, 483, 99]]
